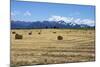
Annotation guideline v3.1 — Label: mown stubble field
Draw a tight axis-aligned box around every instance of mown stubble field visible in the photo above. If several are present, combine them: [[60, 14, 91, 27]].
[[11, 29, 95, 66]]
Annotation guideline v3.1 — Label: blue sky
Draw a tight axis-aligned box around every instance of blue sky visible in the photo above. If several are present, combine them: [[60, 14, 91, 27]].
[[11, 0, 95, 25]]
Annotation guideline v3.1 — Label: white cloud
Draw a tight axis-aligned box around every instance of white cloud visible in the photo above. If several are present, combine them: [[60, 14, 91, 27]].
[[24, 11, 31, 16], [74, 18, 95, 26], [48, 15, 95, 26], [48, 16, 74, 23], [11, 11, 21, 17], [11, 12, 15, 16]]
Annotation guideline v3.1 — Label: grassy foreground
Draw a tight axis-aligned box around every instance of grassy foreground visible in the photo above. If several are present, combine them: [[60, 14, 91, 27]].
[[11, 29, 95, 66]]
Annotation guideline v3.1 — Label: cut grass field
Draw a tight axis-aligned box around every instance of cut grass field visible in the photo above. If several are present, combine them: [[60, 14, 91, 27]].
[[11, 29, 95, 66]]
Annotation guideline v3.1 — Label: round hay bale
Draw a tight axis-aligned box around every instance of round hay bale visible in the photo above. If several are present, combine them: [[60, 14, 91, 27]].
[[12, 31, 16, 34], [29, 32, 32, 35], [57, 36, 63, 40], [53, 32, 56, 34], [15, 34, 23, 39], [38, 32, 41, 35]]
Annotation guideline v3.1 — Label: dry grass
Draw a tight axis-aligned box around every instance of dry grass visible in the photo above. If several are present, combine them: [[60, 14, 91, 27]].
[[11, 29, 95, 66]]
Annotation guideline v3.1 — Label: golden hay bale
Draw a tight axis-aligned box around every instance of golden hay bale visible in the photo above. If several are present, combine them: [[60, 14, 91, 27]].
[[28, 32, 32, 35], [12, 31, 16, 34], [57, 36, 63, 40], [38, 32, 41, 35], [15, 34, 23, 39], [53, 32, 56, 34]]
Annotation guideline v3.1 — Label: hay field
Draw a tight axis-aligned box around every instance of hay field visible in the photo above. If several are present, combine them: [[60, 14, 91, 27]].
[[11, 29, 95, 66]]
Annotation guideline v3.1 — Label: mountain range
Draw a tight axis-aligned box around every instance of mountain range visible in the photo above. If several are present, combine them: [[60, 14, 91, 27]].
[[11, 20, 95, 29]]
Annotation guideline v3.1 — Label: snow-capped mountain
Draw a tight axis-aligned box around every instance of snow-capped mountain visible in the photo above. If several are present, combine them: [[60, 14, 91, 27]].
[[11, 20, 95, 29]]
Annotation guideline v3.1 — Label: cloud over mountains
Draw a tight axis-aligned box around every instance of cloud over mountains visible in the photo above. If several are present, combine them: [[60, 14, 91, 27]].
[[48, 16, 95, 26]]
